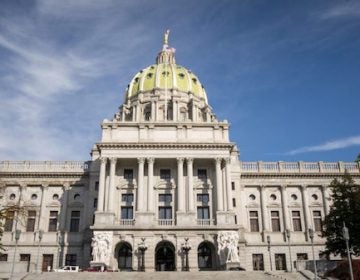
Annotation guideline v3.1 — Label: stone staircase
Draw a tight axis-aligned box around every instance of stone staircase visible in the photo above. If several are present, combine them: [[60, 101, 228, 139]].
[[1, 271, 310, 280]]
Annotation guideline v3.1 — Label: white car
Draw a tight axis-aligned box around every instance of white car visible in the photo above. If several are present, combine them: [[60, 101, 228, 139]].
[[53, 266, 80, 272]]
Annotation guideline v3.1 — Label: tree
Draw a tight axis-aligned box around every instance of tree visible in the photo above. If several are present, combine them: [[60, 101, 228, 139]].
[[323, 172, 360, 257], [0, 205, 25, 253]]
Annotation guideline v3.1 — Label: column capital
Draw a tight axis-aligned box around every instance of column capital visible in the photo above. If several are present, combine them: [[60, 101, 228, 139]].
[[186, 158, 193, 164], [176, 157, 184, 163], [224, 157, 231, 164], [137, 158, 145, 164], [109, 157, 117, 165], [280, 185, 287, 191], [214, 157, 222, 165], [259, 185, 267, 191], [63, 182, 70, 191], [41, 183, 49, 190], [321, 185, 327, 190], [300, 184, 308, 191], [147, 158, 155, 164], [99, 157, 108, 164]]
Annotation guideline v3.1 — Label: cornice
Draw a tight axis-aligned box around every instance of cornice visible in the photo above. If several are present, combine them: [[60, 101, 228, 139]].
[[96, 142, 235, 150], [0, 172, 89, 178]]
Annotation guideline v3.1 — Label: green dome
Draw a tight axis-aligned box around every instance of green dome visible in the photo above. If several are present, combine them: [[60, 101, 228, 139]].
[[126, 63, 208, 103]]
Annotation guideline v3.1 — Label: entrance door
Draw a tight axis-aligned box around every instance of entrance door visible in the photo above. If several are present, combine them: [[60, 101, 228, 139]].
[[275, 254, 287, 270], [198, 242, 213, 270], [252, 254, 264, 271], [155, 241, 175, 271], [20, 254, 31, 272], [42, 254, 53, 272], [118, 243, 132, 271]]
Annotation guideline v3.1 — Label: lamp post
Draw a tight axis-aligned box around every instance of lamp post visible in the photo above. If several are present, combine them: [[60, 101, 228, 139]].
[[267, 235, 273, 271], [36, 230, 44, 273], [285, 229, 293, 272], [181, 238, 191, 271], [138, 238, 147, 272], [343, 223, 354, 280], [10, 229, 21, 280], [308, 228, 317, 280]]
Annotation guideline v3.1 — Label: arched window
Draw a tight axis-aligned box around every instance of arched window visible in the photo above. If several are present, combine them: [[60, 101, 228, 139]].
[[118, 243, 132, 271], [198, 242, 214, 270]]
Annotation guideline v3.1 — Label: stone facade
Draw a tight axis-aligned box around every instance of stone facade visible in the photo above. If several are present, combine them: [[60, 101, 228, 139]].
[[1, 33, 360, 273]]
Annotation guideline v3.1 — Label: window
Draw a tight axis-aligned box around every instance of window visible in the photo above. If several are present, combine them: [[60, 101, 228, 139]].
[[20, 254, 30, 261], [160, 169, 171, 180], [48, 211, 58, 232], [231, 182, 235, 190], [0, 254, 8, 261], [73, 194, 80, 200], [232, 198, 236, 207], [292, 211, 302, 231], [197, 194, 209, 204], [144, 111, 151, 121], [197, 207, 209, 220], [159, 194, 172, 203], [4, 211, 14, 232], [122, 194, 134, 203], [52, 194, 59, 200], [297, 253, 308, 260], [123, 169, 133, 180], [31, 194, 37, 200], [275, 254, 287, 270], [26, 211, 36, 232], [250, 211, 259, 232], [159, 207, 172, 219], [197, 169, 207, 180], [65, 254, 77, 266], [234, 215, 237, 224], [94, 181, 99, 191], [121, 207, 133, 219], [271, 211, 281, 232], [252, 254, 264, 271], [93, 198, 98, 208], [313, 211, 322, 232], [70, 211, 80, 232]]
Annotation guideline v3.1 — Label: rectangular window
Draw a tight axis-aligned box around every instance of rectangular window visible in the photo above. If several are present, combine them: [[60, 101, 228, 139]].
[[4, 211, 14, 232], [20, 254, 30, 261], [234, 215, 237, 224], [313, 210, 322, 232], [250, 211, 259, 232], [232, 198, 236, 207], [252, 254, 264, 271], [65, 254, 77, 266], [197, 194, 209, 204], [292, 211, 302, 231], [271, 211, 281, 232], [159, 194, 172, 203], [121, 207, 133, 219], [93, 198, 98, 208], [26, 210, 36, 232], [48, 211, 58, 232], [231, 182, 235, 190], [94, 181, 99, 191], [124, 169, 133, 180], [70, 211, 80, 232], [197, 169, 207, 180], [0, 254, 8, 261], [297, 253, 308, 260], [275, 254, 287, 270], [160, 169, 171, 180], [197, 206, 210, 219], [122, 194, 134, 203], [159, 206, 172, 219]]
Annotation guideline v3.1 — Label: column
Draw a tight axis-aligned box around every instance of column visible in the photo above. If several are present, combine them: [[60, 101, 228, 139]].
[[137, 158, 145, 211], [59, 183, 70, 231], [147, 158, 155, 212], [187, 158, 194, 212], [321, 185, 330, 215], [177, 158, 185, 212], [260, 186, 269, 232], [107, 157, 117, 212], [301, 185, 311, 238], [225, 158, 233, 211], [97, 157, 107, 212], [132, 105, 136, 121], [280, 185, 290, 231], [38, 184, 48, 231], [215, 158, 224, 211]]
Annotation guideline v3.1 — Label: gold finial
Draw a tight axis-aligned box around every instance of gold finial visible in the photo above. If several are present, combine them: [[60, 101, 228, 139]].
[[164, 29, 170, 45]]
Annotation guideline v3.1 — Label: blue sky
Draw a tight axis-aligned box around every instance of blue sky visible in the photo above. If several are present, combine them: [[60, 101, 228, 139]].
[[0, 0, 359, 162]]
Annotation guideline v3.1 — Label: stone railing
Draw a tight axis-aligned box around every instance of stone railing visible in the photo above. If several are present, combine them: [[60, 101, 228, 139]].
[[0, 161, 90, 173], [158, 219, 173, 226], [119, 219, 135, 226], [241, 161, 360, 174], [196, 219, 213, 226]]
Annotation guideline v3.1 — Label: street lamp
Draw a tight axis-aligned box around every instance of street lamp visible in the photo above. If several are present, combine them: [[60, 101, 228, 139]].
[[181, 238, 191, 271], [308, 228, 317, 280], [285, 229, 293, 272], [343, 223, 354, 280], [10, 229, 21, 280], [267, 235, 273, 271], [36, 230, 44, 273], [138, 238, 147, 272]]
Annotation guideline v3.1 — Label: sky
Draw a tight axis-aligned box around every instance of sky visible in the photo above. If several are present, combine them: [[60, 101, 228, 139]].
[[0, 0, 359, 162]]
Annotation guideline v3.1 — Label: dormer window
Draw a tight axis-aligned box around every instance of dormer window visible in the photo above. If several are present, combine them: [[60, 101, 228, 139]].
[[162, 71, 170, 77], [192, 78, 197, 84], [178, 73, 185, 79], [146, 73, 153, 79]]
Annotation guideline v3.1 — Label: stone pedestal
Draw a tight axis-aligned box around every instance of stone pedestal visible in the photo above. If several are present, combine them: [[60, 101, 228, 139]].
[[226, 261, 241, 270], [135, 212, 155, 226], [216, 211, 235, 225], [94, 212, 115, 225], [176, 211, 196, 226], [90, 261, 107, 271]]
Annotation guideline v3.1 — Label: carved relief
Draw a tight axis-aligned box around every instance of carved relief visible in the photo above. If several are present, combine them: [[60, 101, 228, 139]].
[[217, 231, 240, 264], [91, 231, 113, 265]]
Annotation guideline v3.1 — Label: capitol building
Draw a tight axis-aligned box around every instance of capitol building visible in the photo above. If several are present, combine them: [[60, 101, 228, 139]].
[[1, 32, 359, 273]]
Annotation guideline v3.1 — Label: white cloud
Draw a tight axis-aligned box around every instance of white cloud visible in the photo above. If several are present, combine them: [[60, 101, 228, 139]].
[[287, 136, 360, 155], [319, 2, 360, 19]]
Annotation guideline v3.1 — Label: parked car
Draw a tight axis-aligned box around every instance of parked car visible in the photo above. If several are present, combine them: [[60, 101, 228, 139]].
[[84, 265, 107, 272], [53, 265, 80, 272]]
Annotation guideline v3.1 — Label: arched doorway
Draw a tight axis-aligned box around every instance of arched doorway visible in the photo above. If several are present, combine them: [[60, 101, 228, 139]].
[[155, 241, 175, 271], [198, 241, 215, 270], [117, 242, 132, 271]]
